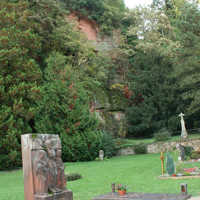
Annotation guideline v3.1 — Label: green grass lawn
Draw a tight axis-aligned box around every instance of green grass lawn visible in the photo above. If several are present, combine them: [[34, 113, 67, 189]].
[[1, 154, 200, 200]]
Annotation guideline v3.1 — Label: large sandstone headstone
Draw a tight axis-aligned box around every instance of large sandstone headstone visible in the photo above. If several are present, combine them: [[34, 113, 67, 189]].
[[21, 134, 73, 200]]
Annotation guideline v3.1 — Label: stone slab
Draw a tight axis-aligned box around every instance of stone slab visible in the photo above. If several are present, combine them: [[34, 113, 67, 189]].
[[188, 197, 200, 200], [159, 175, 200, 180], [34, 190, 73, 200], [92, 192, 191, 200]]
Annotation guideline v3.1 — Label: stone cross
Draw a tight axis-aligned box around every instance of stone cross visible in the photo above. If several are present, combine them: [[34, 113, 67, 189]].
[[99, 150, 104, 161], [21, 134, 73, 200], [178, 113, 188, 139]]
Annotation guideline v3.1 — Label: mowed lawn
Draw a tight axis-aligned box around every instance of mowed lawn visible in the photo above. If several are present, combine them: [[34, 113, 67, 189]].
[[0, 154, 200, 200]]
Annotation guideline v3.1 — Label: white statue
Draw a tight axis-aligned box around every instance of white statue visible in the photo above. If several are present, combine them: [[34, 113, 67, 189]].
[[178, 113, 188, 139]]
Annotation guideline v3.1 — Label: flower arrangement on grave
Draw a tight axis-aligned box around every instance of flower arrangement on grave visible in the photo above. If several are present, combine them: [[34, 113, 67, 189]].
[[117, 184, 127, 195]]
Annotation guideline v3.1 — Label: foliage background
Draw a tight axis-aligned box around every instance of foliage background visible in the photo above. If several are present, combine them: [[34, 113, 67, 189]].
[[1, 0, 200, 170]]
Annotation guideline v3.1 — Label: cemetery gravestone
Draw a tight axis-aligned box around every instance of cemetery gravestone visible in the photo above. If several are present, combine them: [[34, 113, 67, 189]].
[[99, 150, 104, 161], [176, 144, 185, 161], [21, 134, 73, 200], [166, 153, 175, 176]]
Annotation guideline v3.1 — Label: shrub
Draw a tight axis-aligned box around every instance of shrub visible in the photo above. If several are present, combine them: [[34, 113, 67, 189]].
[[34, 55, 102, 162], [61, 131, 117, 162], [184, 146, 193, 158], [61, 130, 102, 162], [65, 173, 82, 181], [190, 151, 200, 159], [154, 128, 171, 142], [133, 143, 147, 154], [100, 131, 117, 158]]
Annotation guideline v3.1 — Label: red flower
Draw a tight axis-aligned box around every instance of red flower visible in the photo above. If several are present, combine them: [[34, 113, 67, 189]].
[[123, 85, 132, 99], [69, 83, 74, 89], [172, 174, 176, 177], [69, 104, 74, 110]]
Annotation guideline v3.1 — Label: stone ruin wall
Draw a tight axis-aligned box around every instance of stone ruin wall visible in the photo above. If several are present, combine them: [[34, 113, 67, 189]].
[[118, 139, 200, 156], [147, 138, 200, 153], [67, 13, 126, 138], [68, 12, 98, 41]]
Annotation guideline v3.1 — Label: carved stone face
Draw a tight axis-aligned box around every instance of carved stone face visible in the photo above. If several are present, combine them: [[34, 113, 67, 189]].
[[47, 148, 56, 159], [37, 150, 48, 163]]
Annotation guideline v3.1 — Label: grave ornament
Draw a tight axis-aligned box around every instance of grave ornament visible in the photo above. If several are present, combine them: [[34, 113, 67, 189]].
[[160, 152, 165, 176], [178, 113, 188, 139]]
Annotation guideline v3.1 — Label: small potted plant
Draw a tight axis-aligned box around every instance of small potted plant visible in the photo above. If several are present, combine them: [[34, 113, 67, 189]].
[[117, 184, 127, 195], [172, 173, 176, 177]]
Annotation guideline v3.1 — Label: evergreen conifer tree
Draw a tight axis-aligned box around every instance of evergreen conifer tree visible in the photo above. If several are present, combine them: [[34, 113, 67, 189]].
[[0, 1, 42, 169]]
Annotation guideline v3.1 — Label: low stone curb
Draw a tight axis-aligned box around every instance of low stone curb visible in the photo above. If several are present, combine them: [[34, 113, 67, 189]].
[[158, 175, 200, 180], [188, 197, 200, 200]]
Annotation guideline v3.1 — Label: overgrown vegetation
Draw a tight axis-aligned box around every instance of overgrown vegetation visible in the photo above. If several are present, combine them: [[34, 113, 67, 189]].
[[0, 0, 115, 169], [133, 143, 147, 154], [65, 173, 82, 181], [123, 0, 200, 137], [1, 0, 200, 170]]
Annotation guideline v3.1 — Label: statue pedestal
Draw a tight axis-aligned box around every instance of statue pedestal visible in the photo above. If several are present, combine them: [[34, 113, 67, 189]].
[[34, 190, 73, 200]]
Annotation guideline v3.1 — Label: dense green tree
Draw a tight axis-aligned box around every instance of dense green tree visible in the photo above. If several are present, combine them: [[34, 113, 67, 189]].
[[0, 1, 43, 169], [125, 7, 182, 137], [171, 2, 200, 119], [0, 0, 110, 169], [150, 0, 200, 129], [34, 52, 101, 161]]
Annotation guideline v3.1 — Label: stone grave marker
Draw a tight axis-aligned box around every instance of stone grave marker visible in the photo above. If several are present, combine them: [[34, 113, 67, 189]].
[[21, 134, 73, 200], [176, 144, 185, 161], [99, 150, 104, 161]]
